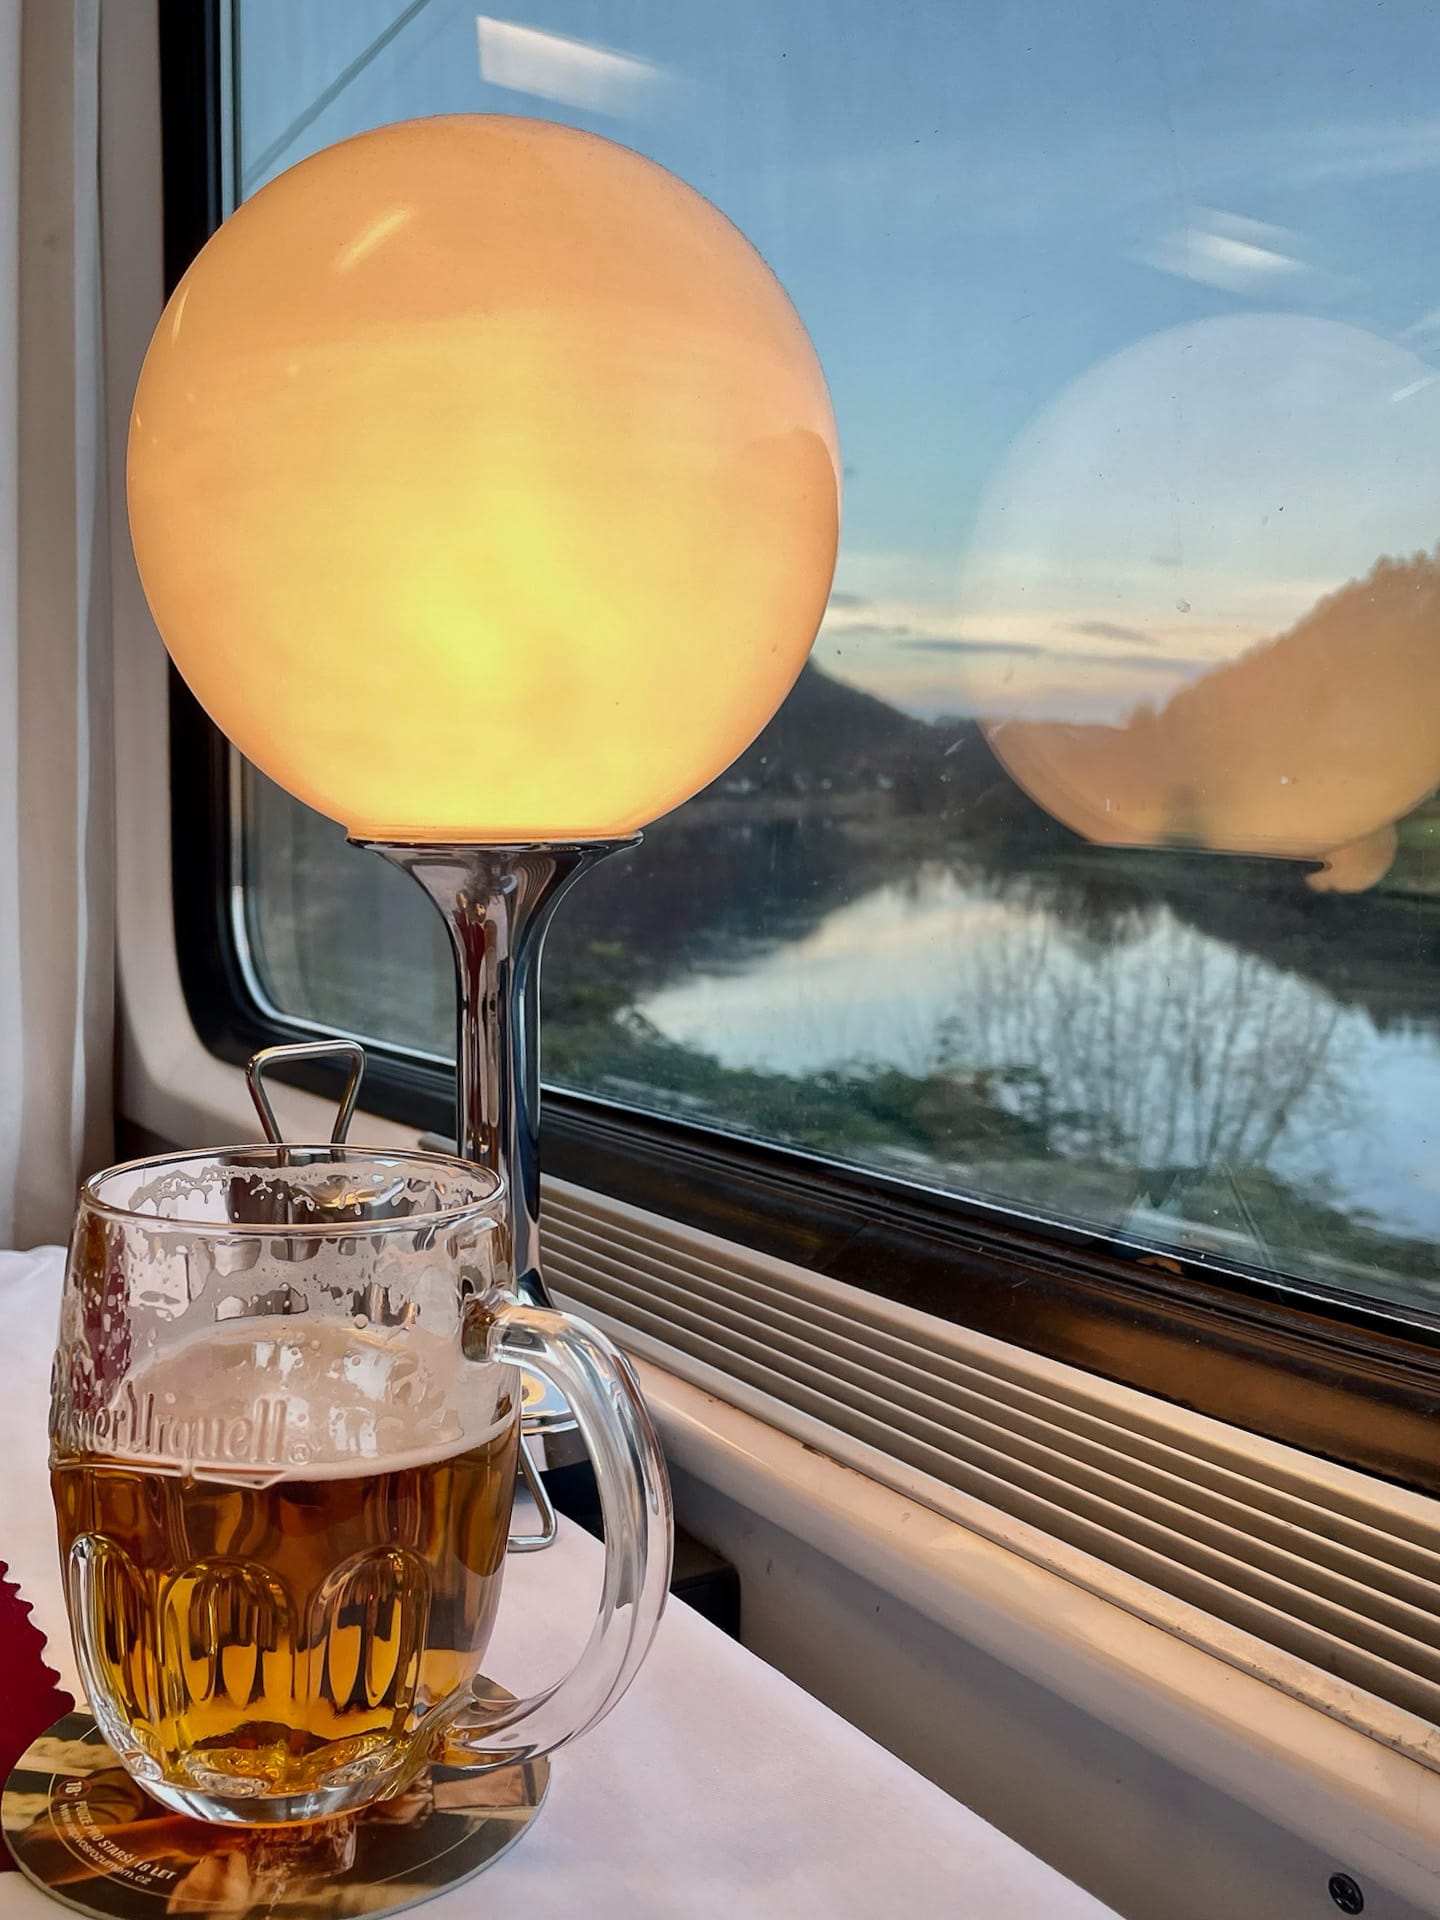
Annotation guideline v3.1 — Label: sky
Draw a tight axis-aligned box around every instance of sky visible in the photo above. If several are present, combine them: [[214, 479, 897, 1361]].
[[236, 0, 1440, 724]]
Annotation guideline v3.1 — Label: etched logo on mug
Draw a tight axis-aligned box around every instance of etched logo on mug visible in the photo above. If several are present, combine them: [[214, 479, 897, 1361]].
[[55, 1381, 296, 1475]]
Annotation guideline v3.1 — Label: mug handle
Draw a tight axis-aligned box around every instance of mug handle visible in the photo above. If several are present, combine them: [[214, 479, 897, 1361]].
[[440, 1300, 673, 1768]]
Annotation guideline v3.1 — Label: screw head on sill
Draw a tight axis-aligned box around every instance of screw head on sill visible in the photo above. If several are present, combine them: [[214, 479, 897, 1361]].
[[1328, 1872, 1364, 1914]]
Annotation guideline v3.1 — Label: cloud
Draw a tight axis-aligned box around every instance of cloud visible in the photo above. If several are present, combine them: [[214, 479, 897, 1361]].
[[1138, 208, 1315, 295], [1391, 372, 1440, 403], [1061, 649, 1209, 674], [826, 590, 871, 610], [477, 16, 667, 117], [823, 621, 916, 644], [888, 633, 1203, 675], [894, 636, 1046, 657], [1068, 619, 1157, 648]]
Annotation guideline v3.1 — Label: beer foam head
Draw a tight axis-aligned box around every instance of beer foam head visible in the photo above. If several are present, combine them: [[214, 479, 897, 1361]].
[[63, 1318, 510, 1485]]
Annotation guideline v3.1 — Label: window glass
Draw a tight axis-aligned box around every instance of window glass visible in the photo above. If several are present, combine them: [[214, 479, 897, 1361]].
[[233, 0, 1440, 1305]]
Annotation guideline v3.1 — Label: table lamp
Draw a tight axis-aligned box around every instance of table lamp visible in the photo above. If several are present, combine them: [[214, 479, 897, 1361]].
[[128, 115, 840, 1307]]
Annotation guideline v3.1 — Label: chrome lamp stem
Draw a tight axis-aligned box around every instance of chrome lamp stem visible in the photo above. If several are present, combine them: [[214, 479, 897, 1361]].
[[358, 839, 636, 1304]]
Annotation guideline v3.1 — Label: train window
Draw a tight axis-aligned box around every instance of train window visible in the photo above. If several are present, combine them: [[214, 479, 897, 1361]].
[[169, 0, 1440, 1476]]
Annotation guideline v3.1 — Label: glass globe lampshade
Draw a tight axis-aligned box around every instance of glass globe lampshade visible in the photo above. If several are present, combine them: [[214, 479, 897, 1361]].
[[127, 115, 840, 1310], [128, 114, 840, 844]]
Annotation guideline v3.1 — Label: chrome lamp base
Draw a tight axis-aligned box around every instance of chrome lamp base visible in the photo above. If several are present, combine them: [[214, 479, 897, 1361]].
[[356, 839, 638, 1308]]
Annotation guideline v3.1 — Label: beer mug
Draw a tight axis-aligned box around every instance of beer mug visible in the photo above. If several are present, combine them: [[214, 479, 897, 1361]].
[[48, 1144, 671, 1825]]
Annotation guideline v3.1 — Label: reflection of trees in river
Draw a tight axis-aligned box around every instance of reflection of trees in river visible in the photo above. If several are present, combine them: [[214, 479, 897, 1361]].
[[547, 817, 863, 1012], [561, 805, 1438, 1062], [964, 839, 1440, 1038], [932, 911, 1352, 1181]]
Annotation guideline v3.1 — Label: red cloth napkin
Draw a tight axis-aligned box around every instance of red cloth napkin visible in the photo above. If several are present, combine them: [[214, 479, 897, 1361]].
[[0, 1561, 74, 1870]]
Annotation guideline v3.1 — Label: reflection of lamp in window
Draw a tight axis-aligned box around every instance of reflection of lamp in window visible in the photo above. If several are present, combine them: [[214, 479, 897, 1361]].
[[128, 116, 840, 1297], [957, 314, 1440, 894]]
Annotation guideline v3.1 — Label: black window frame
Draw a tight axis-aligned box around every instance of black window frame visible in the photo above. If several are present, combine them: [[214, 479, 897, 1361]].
[[157, 0, 1440, 1496]]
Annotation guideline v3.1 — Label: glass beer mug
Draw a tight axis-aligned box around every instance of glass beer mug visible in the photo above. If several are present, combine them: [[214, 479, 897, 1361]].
[[47, 1144, 671, 1825]]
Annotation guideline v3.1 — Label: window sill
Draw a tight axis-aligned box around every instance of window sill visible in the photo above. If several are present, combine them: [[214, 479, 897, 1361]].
[[542, 1173, 1440, 1913], [630, 1352, 1440, 1917]]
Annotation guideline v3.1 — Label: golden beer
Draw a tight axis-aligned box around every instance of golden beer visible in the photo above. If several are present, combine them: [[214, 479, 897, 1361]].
[[52, 1322, 520, 1803], [52, 1141, 670, 1828]]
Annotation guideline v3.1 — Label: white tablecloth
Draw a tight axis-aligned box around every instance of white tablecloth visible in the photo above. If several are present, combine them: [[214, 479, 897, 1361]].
[[0, 1246, 1114, 1917]]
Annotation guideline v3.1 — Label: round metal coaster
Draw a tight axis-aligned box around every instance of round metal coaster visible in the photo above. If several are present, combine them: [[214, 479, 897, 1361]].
[[1, 1710, 549, 1920]]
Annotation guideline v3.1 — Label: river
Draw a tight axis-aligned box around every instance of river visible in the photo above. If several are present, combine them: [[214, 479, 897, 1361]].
[[636, 863, 1440, 1273]]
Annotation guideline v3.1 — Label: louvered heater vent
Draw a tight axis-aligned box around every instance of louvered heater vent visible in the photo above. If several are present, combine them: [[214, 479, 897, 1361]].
[[541, 1177, 1440, 1773]]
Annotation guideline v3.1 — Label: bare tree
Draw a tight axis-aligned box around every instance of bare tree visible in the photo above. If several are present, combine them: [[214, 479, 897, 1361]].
[[935, 907, 1351, 1178]]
